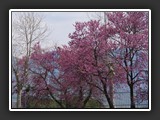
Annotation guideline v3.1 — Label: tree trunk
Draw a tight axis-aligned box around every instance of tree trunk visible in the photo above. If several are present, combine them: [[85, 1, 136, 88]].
[[130, 84, 136, 108], [105, 93, 114, 108], [82, 89, 92, 108], [109, 79, 114, 106], [17, 89, 22, 108], [103, 85, 114, 108]]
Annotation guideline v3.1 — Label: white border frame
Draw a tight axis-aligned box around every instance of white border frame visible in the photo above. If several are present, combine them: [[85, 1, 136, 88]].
[[9, 9, 151, 111]]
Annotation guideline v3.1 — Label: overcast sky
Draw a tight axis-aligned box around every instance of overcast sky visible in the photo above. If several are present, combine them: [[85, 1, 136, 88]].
[[12, 11, 105, 50], [12, 11, 101, 57], [40, 12, 92, 48]]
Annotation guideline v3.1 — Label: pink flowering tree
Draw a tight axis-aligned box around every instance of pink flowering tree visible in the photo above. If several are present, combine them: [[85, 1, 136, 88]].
[[62, 20, 119, 108], [107, 12, 149, 108], [27, 42, 66, 108], [28, 43, 91, 108], [57, 46, 93, 108]]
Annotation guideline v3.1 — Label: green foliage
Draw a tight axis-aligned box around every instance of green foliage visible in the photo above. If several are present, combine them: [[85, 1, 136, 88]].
[[85, 99, 102, 108], [25, 97, 61, 108], [24, 96, 102, 108]]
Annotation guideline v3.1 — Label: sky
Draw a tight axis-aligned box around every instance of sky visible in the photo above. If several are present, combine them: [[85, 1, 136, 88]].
[[12, 11, 102, 57], [40, 12, 92, 48]]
